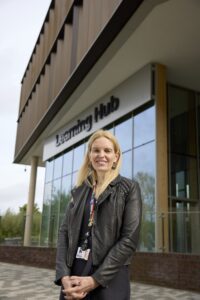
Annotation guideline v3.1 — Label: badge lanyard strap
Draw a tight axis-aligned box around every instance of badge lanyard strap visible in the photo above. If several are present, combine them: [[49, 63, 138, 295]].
[[81, 185, 96, 251], [88, 188, 96, 227]]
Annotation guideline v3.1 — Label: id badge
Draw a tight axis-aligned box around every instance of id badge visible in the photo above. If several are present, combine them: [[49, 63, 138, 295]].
[[76, 247, 90, 261]]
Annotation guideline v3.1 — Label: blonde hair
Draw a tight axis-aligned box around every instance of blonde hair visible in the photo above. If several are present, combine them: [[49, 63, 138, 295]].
[[76, 130, 122, 197]]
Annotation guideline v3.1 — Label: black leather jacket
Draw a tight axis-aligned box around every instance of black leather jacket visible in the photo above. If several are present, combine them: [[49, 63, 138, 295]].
[[55, 175, 142, 287]]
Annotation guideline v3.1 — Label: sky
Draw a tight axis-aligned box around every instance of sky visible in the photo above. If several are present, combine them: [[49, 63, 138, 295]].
[[0, 0, 51, 214]]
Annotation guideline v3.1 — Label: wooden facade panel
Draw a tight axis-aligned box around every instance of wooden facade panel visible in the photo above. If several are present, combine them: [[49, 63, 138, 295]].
[[19, 82, 26, 113], [38, 36, 43, 72], [63, 24, 72, 80], [43, 65, 50, 111], [55, 0, 64, 37], [48, 53, 56, 104], [40, 34, 45, 69], [44, 22, 49, 63], [60, 0, 73, 24], [35, 44, 40, 86], [101, 0, 120, 28], [76, 6, 84, 65], [70, 6, 80, 72], [34, 85, 40, 129], [31, 54, 36, 94], [37, 77, 44, 122], [29, 98, 34, 137], [55, 40, 64, 99], [30, 91, 36, 130], [15, 0, 126, 159], [88, 0, 101, 48], [39, 74, 45, 116], [26, 101, 32, 142], [23, 105, 29, 145]]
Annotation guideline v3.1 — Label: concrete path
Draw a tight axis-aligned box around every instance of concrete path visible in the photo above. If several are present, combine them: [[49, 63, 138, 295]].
[[0, 262, 199, 300]]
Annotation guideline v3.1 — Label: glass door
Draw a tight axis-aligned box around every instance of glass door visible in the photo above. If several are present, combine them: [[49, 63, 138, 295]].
[[168, 85, 200, 253]]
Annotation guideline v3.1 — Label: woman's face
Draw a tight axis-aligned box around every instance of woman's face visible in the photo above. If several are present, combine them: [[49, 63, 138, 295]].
[[89, 137, 119, 175]]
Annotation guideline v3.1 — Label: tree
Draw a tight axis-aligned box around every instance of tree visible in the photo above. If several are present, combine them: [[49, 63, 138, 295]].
[[0, 204, 41, 245], [135, 171, 155, 251]]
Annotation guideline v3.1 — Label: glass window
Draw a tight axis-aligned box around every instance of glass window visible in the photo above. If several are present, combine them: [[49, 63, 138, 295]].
[[40, 182, 52, 246], [134, 142, 155, 253], [105, 124, 114, 135], [41, 102, 156, 249], [134, 142, 155, 210], [63, 150, 73, 176], [72, 172, 78, 188], [49, 179, 61, 246], [60, 175, 72, 226], [134, 106, 155, 147], [53, 156, 63, 180], [115, 118, 132, 152], [73, 144, 85, 172], [120, 150, 132, 179], [168, 86, 196, 156], [45, 160, 54, 183]]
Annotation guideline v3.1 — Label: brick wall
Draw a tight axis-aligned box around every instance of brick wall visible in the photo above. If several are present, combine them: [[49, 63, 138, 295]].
[[0, 247, 199, 292], [131, 252, 200, 292], [0, 246, 56, 269]]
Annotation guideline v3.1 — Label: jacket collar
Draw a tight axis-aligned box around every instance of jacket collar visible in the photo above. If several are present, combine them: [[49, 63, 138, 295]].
[[109, 174, 121, 186], [96, 174, 121, 205], [71, 174, 121, 206]]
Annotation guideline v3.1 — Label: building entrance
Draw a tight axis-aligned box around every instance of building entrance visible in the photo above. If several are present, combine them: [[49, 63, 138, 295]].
[[168, 85, 200, 253]]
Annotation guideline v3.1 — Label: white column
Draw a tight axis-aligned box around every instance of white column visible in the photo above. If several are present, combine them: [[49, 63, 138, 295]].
[[24, 156, 38, 246]]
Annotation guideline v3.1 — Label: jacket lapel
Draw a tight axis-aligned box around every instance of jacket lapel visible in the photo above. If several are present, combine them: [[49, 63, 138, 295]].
[[70, 184, 91, 224], [97, 175, 121, 206]]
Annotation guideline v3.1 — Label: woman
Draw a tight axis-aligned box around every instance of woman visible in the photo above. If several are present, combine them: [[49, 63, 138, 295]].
[[55, 130, 142, 300]]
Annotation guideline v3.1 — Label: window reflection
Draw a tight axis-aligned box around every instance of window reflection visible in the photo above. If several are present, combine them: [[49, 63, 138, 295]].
[[134, 142, 155, 178], [49, 179, 61, 246], [60, 175, 72, 225], [63, 150, 73, 176], [72, 172, 78, 188], [120, 151, 132, 179], [134, 106, 155, 147], [115, 118, 132, 152], [134, 142, 155, 210], [53, 156, 63, 179], [134, 142, 155, 253], [73, 144, 85, 172], [40, 182, 52, 246], [45, 160, 54, 183]]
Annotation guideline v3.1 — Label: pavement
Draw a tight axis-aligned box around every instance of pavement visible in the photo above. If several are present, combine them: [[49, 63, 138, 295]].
[[0, 262, 200, 300]]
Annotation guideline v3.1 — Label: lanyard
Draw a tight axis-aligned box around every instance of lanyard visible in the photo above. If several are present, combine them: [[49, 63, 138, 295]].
[[88, 189, 96, 227], [81, 186, 96, 251]]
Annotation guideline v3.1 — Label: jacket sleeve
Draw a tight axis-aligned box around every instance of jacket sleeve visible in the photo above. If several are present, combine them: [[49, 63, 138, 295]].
[[54, 201, 71, 286], [92, 181, 142, 287]]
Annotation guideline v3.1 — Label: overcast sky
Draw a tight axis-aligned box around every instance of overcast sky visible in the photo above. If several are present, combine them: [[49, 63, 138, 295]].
[[0, 0, 51, 214]]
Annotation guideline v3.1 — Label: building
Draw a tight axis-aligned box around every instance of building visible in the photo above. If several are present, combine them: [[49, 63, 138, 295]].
[[13, 0, 200, 290]]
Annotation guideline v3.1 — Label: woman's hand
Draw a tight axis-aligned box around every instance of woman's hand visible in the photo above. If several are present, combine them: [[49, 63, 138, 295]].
[[61, 276, 78, 300], [62, 276, 99, 299], [61, 275, 73, 290]]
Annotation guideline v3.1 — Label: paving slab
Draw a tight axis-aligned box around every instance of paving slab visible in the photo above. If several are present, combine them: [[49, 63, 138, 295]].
[[0, 263, 199, 300]]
